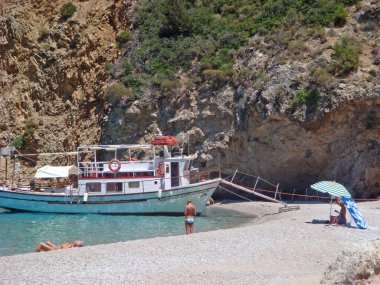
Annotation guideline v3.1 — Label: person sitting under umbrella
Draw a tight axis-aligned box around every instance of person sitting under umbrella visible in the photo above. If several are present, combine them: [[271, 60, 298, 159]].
[[330, 197, 347, 225]]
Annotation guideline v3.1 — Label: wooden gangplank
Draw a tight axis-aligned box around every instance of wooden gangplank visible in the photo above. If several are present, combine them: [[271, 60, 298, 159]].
[[221, 175, 300, 212], [221, 180, 287, 206]]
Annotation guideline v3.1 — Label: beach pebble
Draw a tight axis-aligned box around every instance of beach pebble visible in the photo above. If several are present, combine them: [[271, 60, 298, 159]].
[[0, 201, 379, 284]]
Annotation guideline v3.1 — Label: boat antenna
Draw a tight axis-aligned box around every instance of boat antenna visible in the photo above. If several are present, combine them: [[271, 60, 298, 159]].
[[11, 148, 16, 188]]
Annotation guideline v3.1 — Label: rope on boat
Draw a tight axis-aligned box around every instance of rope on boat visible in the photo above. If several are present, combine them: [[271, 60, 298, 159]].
[[234, 170, 278, 188], [222, 173, 234, 181]]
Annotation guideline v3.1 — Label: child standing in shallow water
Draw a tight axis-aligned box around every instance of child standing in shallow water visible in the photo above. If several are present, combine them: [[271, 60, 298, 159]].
[[185, 199, 196, 234]]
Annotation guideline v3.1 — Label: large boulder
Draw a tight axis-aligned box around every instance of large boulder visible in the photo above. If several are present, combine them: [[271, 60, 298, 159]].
[[322, 240, 380, 284]]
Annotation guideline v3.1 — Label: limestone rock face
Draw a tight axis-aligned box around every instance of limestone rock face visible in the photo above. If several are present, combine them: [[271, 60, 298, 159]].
[[104, 77, 380, 198], [322, 240, 380, 284], [1, 1, 380, 197], [0, 0, 132, 152]]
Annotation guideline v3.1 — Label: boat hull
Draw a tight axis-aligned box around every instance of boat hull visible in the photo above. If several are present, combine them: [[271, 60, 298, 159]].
[[0, 179, 220, 214]]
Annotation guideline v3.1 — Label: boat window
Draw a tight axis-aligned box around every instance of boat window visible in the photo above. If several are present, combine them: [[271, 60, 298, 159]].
[[128, 181, 140, 188], [86, 183, 101, 192], [107, 182, 123, 192]]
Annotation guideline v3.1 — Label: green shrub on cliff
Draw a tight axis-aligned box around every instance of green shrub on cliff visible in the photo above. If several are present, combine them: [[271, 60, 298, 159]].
[[334, 5, 348, 26], [113, 0, 359, 91], [38, 27, 49, 40], [329, 36, 360, 76], [158, 0, 191, 37], [60, 3, 77, 20], [304, 2, 348, 28], [292, 87, 320, 110], [25, 118, 38, 135], [202, 69, 229, 81], [105, 83, 134, 105], [310, 67, 334, 87], [12, 135, 26, 149], [117, 31, 132, 46]]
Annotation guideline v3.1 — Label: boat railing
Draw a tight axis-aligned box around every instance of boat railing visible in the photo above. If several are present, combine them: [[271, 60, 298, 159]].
[[78, 160, 154, 178], [190, 169, 220, 183], [163, 168, 220, 187], [5, 169, 219, 196], [13, 184, 73, 194], [78, 168, 219, 189]]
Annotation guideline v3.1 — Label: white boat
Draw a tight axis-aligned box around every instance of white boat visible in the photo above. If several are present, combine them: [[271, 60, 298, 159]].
[[0, 136, 220, 214]]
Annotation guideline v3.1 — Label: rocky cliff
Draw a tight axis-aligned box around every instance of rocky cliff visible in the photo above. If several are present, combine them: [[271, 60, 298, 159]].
[[0, 0, 132, 151], [0, 0, 379, 197]]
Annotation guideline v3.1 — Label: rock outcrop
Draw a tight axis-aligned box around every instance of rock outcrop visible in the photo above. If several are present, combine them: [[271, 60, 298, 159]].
[[0, 0, 132, 152], [322, 240, 380, 284], [103, 1, 380, 197], [0, 0, 379, 197]]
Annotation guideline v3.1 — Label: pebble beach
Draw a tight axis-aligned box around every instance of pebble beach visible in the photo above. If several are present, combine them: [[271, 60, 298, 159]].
[[1, 201, 379, 285]]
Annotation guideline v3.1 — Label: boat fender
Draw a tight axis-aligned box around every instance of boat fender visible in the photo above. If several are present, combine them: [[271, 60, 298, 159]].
[[83, 192, 88, 203], [109, 158, 121, 172], [157, 162, 164, 176], [158, 188, 162, 198]]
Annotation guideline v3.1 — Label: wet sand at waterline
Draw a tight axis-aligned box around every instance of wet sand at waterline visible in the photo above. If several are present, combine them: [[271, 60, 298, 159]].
[[1, 201, 379, 285]]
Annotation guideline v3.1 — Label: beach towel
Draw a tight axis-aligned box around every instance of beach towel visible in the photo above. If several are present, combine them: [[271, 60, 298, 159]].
[[341, 197, 368, 230]]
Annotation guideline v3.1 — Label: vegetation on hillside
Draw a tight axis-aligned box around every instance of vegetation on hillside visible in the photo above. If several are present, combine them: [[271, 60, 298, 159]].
[[292, 86, 321, 110], [116, 30, 133, 47], [11, 118, 38, 149], [110, 0, 359, 96], [330, 36, 360, 76], [105, 83, 134, 105], [12, 135, 26, 149], [60, 3, 77, 20]]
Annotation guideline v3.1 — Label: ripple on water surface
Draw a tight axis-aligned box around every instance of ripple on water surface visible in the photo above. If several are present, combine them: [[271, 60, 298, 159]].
[[0, 205, 255, 256]]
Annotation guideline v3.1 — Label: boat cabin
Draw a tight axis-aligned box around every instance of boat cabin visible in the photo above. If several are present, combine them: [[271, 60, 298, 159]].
[[76, 141, 196, 196]]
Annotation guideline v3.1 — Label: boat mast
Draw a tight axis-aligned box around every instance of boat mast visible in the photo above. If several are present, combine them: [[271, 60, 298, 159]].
[[94, 149, 97, 178], [11, 150, 15, 187]]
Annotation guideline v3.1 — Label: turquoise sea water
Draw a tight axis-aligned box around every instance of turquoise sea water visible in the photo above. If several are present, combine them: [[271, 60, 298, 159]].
[[0, 206, 255, 256]]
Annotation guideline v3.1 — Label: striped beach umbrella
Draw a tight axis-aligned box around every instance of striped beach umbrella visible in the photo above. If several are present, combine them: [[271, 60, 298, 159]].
[[311, 181, 368, 229], [310, 181, 351, 198]]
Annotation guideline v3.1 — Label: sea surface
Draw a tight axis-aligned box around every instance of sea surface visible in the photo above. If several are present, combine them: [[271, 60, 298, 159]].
[[0, 205, 255, 256]]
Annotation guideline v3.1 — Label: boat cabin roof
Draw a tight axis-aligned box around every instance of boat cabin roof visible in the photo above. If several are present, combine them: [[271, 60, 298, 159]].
[[35, 165, 80, 178]]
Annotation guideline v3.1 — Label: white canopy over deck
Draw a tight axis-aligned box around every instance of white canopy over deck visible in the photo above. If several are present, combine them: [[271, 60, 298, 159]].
[[35, 165, 80, 178]]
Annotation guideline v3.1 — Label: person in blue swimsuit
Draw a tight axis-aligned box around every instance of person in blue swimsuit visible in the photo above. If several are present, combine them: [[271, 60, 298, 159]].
[[185, 199, 196, 234]]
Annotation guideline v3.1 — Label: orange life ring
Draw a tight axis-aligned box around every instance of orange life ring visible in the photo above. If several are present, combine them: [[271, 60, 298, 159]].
[[156, 162, 164, 176], [109, 158, 121, 172]]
